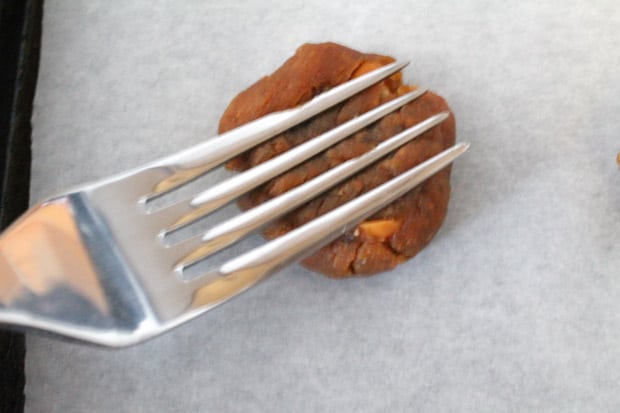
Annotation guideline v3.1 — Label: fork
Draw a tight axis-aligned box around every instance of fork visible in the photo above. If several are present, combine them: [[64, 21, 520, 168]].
[[0, 61, 468, 347]]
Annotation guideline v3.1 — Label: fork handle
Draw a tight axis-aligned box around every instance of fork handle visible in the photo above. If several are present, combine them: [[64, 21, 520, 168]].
[[0, 199, 108, 316]]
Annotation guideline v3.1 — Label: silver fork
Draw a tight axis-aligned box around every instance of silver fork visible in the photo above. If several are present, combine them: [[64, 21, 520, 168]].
[[0, 61, 469, 347]]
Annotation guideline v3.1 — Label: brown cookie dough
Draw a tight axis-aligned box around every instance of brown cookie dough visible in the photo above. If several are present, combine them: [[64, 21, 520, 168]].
[[219, 42, 456, 278]]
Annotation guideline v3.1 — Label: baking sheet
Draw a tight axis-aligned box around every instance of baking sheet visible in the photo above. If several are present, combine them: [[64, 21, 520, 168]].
[[26, 0, 620, 411]]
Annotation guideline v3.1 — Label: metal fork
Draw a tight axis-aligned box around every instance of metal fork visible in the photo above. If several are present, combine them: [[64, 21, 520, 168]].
[[0, 61, 469, 347]]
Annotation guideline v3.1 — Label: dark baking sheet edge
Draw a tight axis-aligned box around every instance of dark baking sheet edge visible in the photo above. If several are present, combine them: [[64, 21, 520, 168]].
[[0, 0, 42, 412]]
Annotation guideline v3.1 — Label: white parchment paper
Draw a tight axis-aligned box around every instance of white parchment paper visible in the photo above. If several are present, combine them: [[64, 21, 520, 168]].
[[26, 1, 620, 411]]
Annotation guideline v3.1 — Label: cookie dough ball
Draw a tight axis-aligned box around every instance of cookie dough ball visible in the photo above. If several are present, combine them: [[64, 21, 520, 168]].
[[219, 42, 456, 278]]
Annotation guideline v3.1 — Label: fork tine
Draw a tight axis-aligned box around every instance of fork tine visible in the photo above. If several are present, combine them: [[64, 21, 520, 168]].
[[172, 112, 450, 271], [157, 89, 427, 234], [186, 143, 469, 309], [146, 61, 409, 199]]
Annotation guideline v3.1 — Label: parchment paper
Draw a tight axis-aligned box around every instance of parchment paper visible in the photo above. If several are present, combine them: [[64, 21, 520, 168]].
[[25, 1, 620, 411]]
